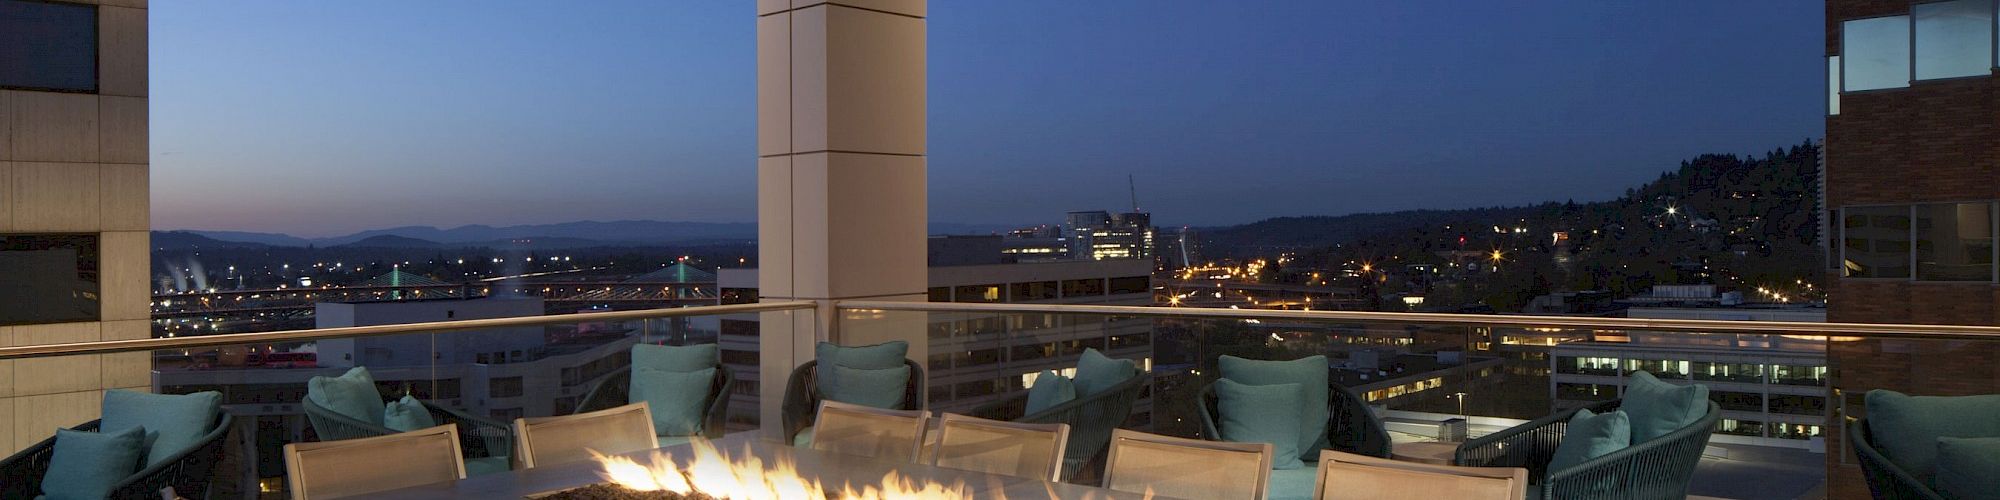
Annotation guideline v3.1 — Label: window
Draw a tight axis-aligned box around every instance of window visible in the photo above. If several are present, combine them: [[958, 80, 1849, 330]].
[[1010, 281, 1058, 301], [1916, 202, 1995, 281], [1108, 276, 1150, 295], [1844, 206, 1912, 278], [1827, 56, 1841, 115], [0, 234, 99, 326], [927, 287, 950, 302], [953, 284, 1001, 303], [1711, 391, 1764, 412], [0, 0, 97, 92], [1842, 16, 1911, 91], [1769, 394, 1827, 416], [1556, 383, 1617, 401], [1915, 0, 1993, 80], [1716, 419, 1765, 437], [490, 376, 524, 398], [1770, 364, 1827, 386], [1061, 278, 1104, 297], [1692, 361, 1762, 383]]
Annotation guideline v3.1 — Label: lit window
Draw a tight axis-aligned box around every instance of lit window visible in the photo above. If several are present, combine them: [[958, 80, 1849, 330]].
[[0, 0, 97, 92], [1827, 56, 1840, 115], [1842, 16, 1911, 91], [1914, 0, 1993, 80]]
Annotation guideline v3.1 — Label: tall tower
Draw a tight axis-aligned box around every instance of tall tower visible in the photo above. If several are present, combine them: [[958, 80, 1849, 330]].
[[0, 0, 152, 453]]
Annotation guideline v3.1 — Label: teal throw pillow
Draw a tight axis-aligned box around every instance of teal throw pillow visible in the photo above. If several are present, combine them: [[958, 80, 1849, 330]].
[[42, 426, 147, 500], [633, 343, 719, 372], [1937, 437, 2000, 499], [1867, 390, 2000, 486], [1075, 348, 1137, 397], [307, 366, 384, 426], [823, 364, 910, 409], [631, 367, 716, 436], [814, 341, 909, 397], [101, 389, 221, 468], [1216, 378, 1306, 470], [1025, 370, 1077, 415], [383, 395, 438, 433], [1220, 355, 1330, 460], [1620, 370, 1708, 443], [1549, 409, 1631, 472]]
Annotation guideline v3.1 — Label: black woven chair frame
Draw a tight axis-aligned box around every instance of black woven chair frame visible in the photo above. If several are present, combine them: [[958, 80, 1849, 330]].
[[1453, 399, 1722, 500], [1195, 380, 1393, 459], [780, 359, 927, 445], [575, 366, 736, 439], [0, 412, 235, 500]]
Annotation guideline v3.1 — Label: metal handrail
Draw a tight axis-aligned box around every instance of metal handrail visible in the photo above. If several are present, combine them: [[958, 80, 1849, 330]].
[[835, 300, 2000, 340], [0, 300, 816, 360]]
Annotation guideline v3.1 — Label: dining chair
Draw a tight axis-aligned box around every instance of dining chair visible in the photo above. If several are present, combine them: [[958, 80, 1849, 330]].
[[808, 400, 930, 463], [931, 413, 1071, 481], [1313, 449, 1527, 500], [1102, 429, 1273, 500], [514, 402, 659, 469], [283, 424, 466, 500]]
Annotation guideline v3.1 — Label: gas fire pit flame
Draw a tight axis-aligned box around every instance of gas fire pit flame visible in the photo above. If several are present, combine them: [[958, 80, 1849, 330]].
[[589, 438, 975, 499]]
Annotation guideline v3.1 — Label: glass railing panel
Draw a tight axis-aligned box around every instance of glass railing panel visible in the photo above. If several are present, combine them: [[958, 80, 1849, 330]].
[[835, 303, 1933, 500], [0, 304, 808, 498]]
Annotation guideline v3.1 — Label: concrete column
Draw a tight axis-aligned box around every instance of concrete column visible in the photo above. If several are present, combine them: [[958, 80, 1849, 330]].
[[756, 0, 927, 436]]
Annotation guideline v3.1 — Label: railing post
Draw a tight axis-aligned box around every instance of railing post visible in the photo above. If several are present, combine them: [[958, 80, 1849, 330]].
[[756, 0, 929, 440]]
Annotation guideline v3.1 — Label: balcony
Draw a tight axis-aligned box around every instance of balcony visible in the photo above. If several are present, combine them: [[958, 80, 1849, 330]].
[[2, 300, 1993, 498]]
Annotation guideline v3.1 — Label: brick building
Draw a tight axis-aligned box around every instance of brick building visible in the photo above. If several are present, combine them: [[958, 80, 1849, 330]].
[[1825, 0, 2000, 496]]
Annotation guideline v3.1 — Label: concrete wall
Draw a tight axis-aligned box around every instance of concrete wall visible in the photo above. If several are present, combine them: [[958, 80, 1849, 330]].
[[0, 0, 150, 454]]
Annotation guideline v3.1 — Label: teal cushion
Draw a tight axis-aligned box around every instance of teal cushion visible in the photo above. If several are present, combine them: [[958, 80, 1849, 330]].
[[793, 426, 816, 447], [308, 366, 384, 426], [815, 341, 909, 397], [465, 456, 510, 476], [1868, 390, 2000, 486], [1937, 437, 2000, 499], [1549, 409, 1630, 472], [1024, 370, 1077, 415], [633, 343, 719, 372], [1075, 348, 1138, 397], [1267, 467, 1320, 500], [383, 395, 437, 432], [1220, 355, 1330, 459], [42, 426, 147, 500], [1216, 379, 1306, 470], [1619, 371, 1708, 443], [101, 390, 221, 468], [822, 365, 909, 409], [631, 367, 715, 436]]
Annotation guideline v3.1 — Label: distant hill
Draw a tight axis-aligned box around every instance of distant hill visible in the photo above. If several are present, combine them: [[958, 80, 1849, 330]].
[[151, 231, 274, 251], [335, 235, 442, 248], [1200, 207, 1546, 253], [179, 230, 312, 247]]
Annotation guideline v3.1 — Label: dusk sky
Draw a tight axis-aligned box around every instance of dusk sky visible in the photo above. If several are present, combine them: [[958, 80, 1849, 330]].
[[152, 1, 1824, 237]]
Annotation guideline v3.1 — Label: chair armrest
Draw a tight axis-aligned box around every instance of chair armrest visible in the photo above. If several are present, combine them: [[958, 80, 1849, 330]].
[[703, 369, 735, 439], [110, 414, 235, 500], [576, 371, 630, 415], [966, 392, 1029, 421], [1545, 401, 1717, 499], [1850, 418, 1947, 500], [428, 404, 512, 459], [780, 362, 818, 444], [0, 420, 96, 499], [1455, 400, 1616, 472]]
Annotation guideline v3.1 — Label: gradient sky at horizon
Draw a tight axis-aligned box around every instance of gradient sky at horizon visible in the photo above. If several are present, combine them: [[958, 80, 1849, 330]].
[[152, 1, 1825, 237]]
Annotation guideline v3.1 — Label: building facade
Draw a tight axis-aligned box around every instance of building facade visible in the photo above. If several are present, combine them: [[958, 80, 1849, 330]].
[[1824, 0, 2000, 493], [1064, 210, 1155, 261], [0, 0, 152, 455]]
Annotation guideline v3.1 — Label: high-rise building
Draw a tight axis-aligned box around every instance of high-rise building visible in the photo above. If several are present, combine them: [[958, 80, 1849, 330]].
[[1064, 210, 1155, 261], [1824, 0, 2000, 494], [0, 0, 151, 453]]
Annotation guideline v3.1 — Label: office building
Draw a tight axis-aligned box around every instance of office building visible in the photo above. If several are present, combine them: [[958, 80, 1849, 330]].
[[1064, 210, 1155, 261], [1825, 0, 2000, 493], [0, 0, 151, 454]]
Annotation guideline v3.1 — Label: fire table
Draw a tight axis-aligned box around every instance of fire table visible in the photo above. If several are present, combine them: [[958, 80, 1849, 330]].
[[369, 433, 1157, 499]]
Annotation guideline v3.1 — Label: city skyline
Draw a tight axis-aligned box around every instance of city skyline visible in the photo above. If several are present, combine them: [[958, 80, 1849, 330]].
[[154, 1, 1822, 237]]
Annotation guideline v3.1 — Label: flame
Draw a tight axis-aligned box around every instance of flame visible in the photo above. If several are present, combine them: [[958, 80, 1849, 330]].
[[591, 438, 976, 499]]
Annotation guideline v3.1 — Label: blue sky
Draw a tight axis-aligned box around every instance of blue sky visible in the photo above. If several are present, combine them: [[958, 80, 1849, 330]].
[[151, 1, 1824, 237]]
